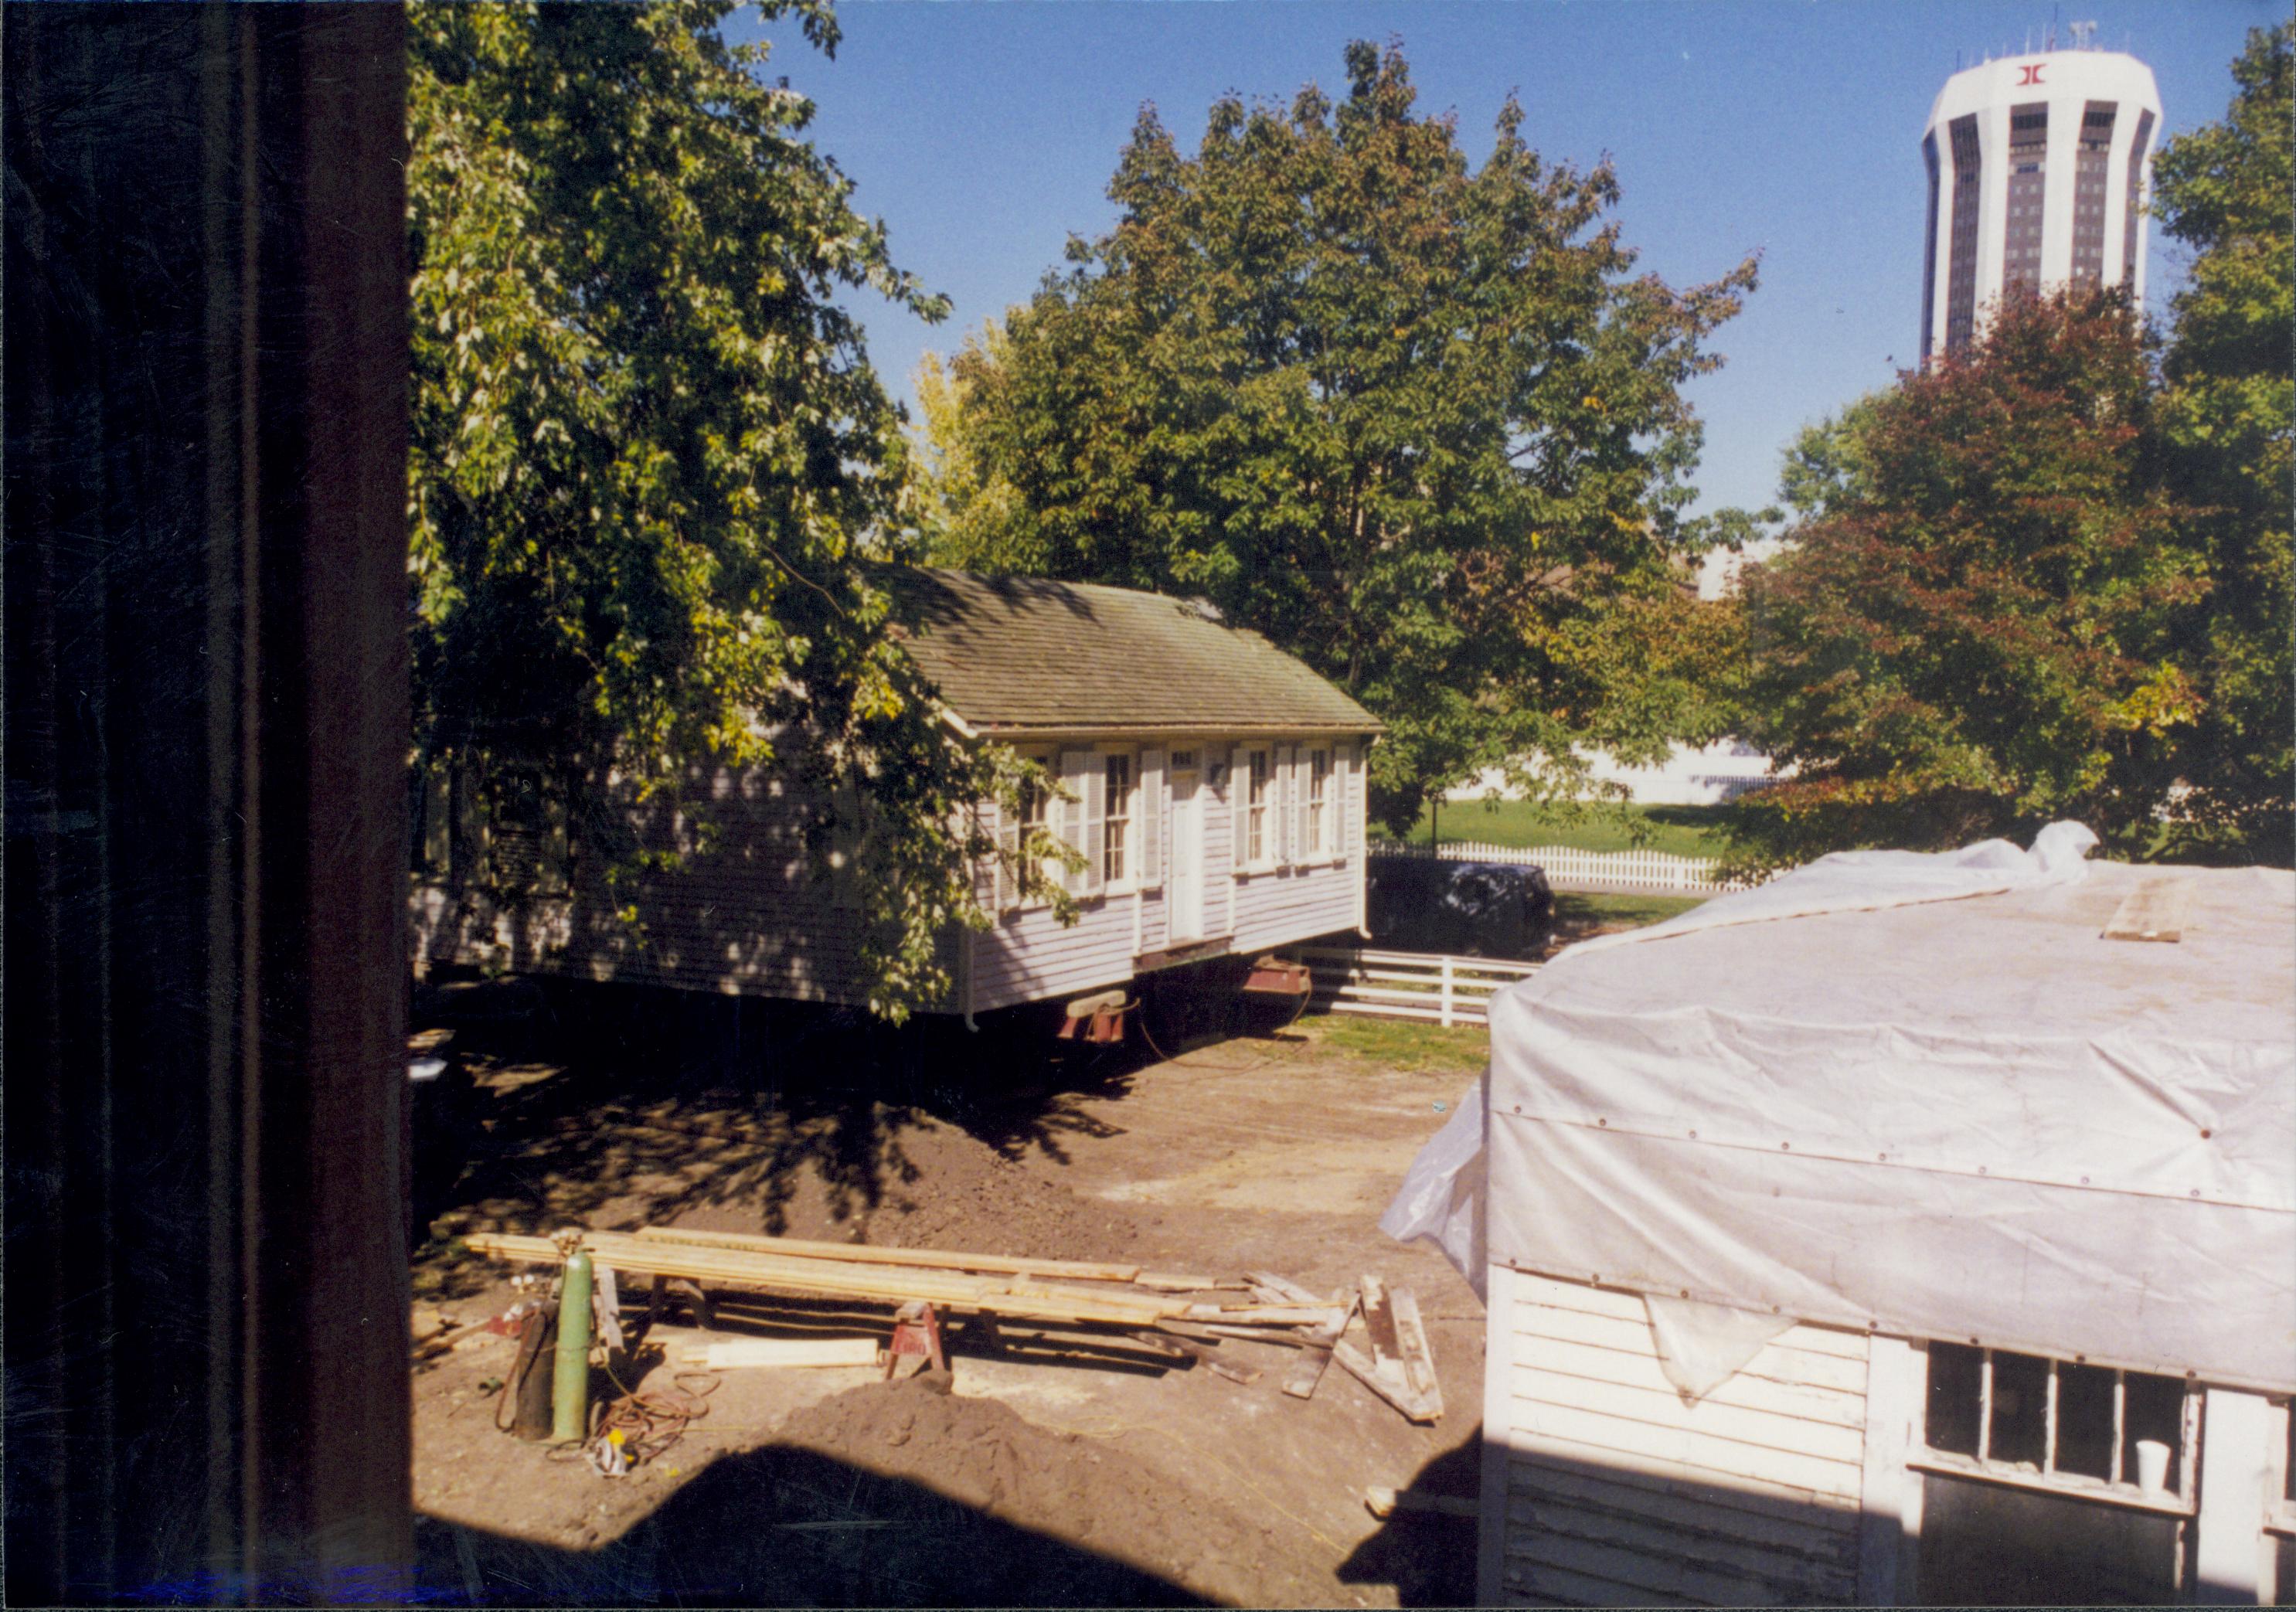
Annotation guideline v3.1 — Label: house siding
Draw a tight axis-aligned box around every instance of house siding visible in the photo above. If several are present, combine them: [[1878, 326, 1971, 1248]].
[[1481, 1265, 1870, 1608], [412, 763, 889, 1005], [413, 730, 1374, 1015]]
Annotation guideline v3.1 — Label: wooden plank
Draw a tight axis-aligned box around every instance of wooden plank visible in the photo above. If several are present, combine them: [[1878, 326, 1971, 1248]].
[[1390, 1286, 1444, 1421], [1334, 1337, 1441, 1424], [1361, 1274, 1405, 1381], [1283, 1294, 1357, 1401], [464, 1233, 1187, 1329], [634, 1224, 1144, 1284], [1179, 1302, 1331, 1327], [1508, 1462, 1859, 1563], [1505, 1492, 1859, 1599], [2102, 876, 2192, 943], [1507, 1402, 1865, 1501], [682, 1338, 883, 1369], [1510, 1305, 1869, 1389], [1367, 1486, 1478, 1519], [1512, 1376, 1868, 1467], [1517, 1328, 1870, 1411], [1512, 1275, 1871, 1362]]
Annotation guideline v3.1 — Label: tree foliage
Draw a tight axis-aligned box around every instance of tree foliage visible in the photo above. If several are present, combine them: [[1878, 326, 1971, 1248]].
[[1733, 29, 2293, 870], [407, 1, 1051, 1017], [1733, 291, 2205, 865], [917, 42, 1757, 834], [2149, 22, 2294, 861]]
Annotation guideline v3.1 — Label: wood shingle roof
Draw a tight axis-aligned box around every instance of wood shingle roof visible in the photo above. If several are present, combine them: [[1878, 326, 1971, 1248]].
[[883, 568, 1381, 735]]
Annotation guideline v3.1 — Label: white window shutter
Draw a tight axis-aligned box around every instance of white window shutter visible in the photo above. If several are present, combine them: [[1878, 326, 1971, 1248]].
[[1284, 745, 1304, 867], [1083, 755, 1107, 894], [1340, 742, 1358, 856], [1140, 748, 1164, 886], [1229, 746, 1247, 871], [1335, 743, 1353, 859]]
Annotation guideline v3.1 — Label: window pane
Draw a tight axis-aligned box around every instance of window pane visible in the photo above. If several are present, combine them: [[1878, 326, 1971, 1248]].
[[1927, 1342, 1984, 1457], [2054, 1362, 2117, 1479], [1989, 1350, 2050, 1468], [2121, 1371, 2185, 1494]]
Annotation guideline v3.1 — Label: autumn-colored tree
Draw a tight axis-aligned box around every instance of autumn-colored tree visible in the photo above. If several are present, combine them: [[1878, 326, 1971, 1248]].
[[1733, 290, 2206, 866], [407, 2, 1051, 1016], [918, 42, 1757, 835]]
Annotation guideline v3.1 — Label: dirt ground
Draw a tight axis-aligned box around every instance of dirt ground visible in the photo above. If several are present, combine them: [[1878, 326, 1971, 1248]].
[[407, 987, 1491, 1607]]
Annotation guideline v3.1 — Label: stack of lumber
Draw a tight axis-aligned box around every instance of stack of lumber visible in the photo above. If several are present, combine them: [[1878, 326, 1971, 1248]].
[[457, 1227, 1330, 1336], [457, 1226, 1441, 1423]]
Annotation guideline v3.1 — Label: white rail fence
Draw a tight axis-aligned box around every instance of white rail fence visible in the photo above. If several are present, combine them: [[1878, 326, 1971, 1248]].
[[1294, 944, 1540, 1028], [1372, 838, 1763, 895]]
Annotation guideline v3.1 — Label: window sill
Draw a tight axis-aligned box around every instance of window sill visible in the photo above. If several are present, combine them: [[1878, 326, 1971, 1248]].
[[1907, 1453, 2195, 1517]]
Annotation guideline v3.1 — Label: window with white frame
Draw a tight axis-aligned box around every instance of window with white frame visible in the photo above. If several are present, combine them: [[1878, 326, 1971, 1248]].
[[1912, 1341, 2198, 1604], [1918, 1342, 2198, 1505], [1245, 748, 1270, 865], [1307, 748, 1332, 856], [1103, 752, 1134, 886], [998, 757, 1054, 909]]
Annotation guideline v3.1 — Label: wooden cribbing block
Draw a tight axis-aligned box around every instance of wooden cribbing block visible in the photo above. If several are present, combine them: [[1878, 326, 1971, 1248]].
[[681, 1338, 884, 1369]]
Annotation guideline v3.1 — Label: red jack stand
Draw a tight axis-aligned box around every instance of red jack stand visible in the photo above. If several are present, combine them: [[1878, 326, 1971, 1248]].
[[884, 1301, 947, 1379]]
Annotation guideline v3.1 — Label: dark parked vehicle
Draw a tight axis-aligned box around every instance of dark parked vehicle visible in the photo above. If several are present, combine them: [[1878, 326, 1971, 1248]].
[[1367, 856, 1555, 960]]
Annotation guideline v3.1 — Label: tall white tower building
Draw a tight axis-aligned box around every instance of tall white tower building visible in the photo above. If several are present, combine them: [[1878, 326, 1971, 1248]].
[[1920, 44, 2162, 362]]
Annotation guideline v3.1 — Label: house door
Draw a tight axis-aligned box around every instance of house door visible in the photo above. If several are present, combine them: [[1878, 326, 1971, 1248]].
[[1170, 767, 1204, 940]]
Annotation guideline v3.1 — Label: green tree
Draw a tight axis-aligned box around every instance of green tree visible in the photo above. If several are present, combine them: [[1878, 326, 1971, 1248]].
[[1733, 290, 2205, 866], [920, 42, 1757, 834], [2151, 22, 2294, 863], [408, 2, 1051, 1018]]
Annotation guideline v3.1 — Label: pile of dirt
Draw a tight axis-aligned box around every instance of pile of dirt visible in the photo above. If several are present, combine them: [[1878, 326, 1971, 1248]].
[[664, 1104, 1152, 1264], [761, 1372, 1311, 1605]]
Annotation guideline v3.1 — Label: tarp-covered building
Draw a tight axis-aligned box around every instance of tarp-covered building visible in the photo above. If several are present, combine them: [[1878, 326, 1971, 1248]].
[[1387, 826, 2296, 1606]]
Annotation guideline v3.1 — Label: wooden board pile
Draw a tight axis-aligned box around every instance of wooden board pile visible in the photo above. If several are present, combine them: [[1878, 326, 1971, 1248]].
[[459, 1226, 1441, 1423]]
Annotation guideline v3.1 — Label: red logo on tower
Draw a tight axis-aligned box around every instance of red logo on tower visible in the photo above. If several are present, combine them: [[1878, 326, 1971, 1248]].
[[2016, 63, 2046, 85]]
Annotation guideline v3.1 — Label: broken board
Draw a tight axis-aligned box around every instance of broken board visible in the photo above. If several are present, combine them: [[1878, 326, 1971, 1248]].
[[2103, 876, 2192, 943]]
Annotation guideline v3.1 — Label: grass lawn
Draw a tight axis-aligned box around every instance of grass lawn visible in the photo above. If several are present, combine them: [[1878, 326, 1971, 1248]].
[[1553, 890, 1709, 932], [1288, 1012, 1490, 1076], [1390, 799, 1732, 857]]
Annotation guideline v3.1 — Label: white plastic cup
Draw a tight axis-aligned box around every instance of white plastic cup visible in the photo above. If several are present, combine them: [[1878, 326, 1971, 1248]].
[[2134, 1438, 2172, 1495]]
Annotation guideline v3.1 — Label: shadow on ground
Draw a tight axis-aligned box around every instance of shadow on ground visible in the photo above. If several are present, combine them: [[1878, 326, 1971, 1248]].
[[409, 975, 1218, 1299], [413, 1442, 1209, 1607], [1335, 1433, 1481, 1607]]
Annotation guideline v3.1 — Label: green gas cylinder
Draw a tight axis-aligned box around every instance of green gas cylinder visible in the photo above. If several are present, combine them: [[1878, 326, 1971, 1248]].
[[551, 1246, 594, 1443]]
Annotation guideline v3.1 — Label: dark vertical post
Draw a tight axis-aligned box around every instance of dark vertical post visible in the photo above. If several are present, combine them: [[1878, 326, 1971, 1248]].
[[5, 5, 413, 1602]]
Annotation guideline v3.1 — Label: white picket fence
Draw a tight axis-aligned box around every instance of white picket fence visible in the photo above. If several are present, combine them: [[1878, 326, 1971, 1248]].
[[1294, 944, 1540, 1028], [1372, 838, 1760, 895]]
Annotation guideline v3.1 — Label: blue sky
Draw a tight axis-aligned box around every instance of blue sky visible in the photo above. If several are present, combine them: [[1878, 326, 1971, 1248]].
[[733, 2, 2277, 516]]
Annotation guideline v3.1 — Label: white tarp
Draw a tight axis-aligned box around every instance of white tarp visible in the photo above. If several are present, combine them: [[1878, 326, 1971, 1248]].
[[1383, 825, 2296, 1393]]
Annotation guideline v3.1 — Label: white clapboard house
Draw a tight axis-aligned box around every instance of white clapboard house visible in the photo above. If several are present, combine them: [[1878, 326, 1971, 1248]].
[[411, 569, 1383, 1019], [1386, 828, 2296, 1606]]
